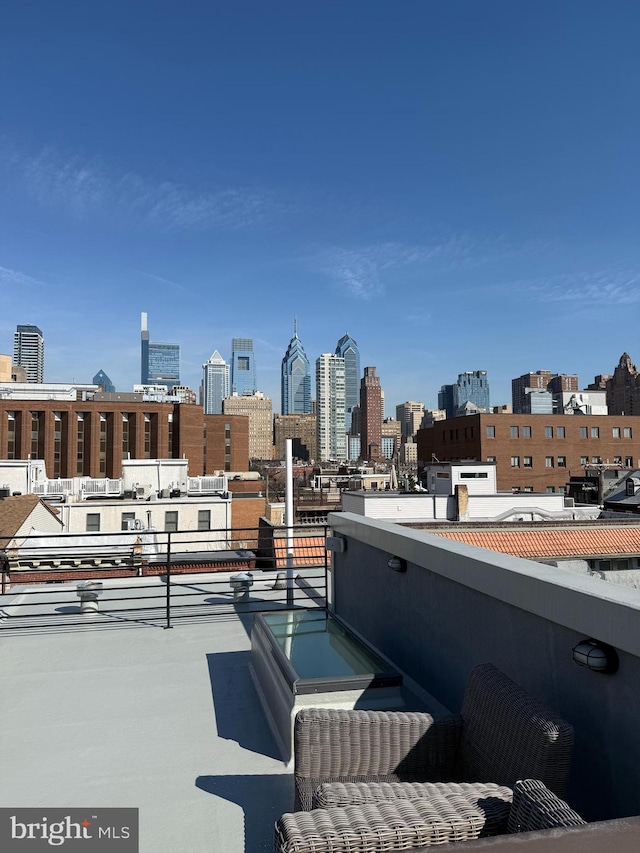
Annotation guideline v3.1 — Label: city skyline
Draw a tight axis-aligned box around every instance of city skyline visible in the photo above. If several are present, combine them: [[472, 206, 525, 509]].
[[2, 3, 639, 408], [1, 316, 635, 416]]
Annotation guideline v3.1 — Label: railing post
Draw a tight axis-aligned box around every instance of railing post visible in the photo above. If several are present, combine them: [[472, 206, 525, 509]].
[[324, 523, 329, 611], [165, 530, 173, 629]]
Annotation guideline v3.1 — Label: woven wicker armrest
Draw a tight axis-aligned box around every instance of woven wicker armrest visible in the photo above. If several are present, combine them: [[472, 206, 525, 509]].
[[507, 779, 586, 833], [458, 664, 574, 797], [293, 708, 462, 811], [276, 797, 500, 853]]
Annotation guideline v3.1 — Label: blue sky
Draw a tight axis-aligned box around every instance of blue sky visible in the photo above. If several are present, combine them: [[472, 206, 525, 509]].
[[2, 1, 639, 411]]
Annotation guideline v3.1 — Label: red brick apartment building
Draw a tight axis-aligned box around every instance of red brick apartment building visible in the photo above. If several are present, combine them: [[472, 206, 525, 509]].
[[417, 413, 640, 493], [0, 401, 249, 478]]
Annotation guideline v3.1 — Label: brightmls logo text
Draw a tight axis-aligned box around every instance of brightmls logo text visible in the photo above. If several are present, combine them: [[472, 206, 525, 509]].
[[0, 810, 138, 851]]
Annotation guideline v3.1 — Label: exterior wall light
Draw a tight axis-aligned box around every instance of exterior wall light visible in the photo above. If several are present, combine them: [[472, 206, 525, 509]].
[[573, 638, 619, 674], [387, 556, 407, 573], [326, 536, 347, 554]]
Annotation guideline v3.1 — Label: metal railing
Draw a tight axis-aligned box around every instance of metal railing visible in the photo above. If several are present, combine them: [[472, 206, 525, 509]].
[[0, 524, 330, 632], [186, 475, 227, 494]]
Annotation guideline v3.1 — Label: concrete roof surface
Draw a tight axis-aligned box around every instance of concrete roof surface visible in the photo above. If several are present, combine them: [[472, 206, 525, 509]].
[[0, 578, 302, 853]]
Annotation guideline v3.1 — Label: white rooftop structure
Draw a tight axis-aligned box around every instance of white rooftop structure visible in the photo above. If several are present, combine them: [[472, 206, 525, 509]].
[[0, 382, 99, 401]]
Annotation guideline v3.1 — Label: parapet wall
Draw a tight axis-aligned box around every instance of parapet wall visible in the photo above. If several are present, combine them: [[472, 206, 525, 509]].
[[328, 512, 640, 822]]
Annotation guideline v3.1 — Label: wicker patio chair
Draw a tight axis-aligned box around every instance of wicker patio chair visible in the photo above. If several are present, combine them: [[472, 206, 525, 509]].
[[274, 780, 585, 853], [507, 779, 585, 833], [293, 663, 573, 812]]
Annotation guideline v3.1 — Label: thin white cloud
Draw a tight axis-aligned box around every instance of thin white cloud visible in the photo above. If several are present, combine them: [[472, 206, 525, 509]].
[[510, 267, 640, 306], [5, 144, 281, 232], [0, 265, 47, 288], [315, 236, 480, 300], [133, 270, 188, 292]]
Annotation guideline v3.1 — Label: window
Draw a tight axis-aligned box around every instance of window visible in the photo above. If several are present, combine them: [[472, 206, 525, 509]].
[[546, 486, 555, 493], [558, 486, 566, 494], [557, 456, 566, 468], [557, 426, 565, 438], [624, 427, 632, 439], [6, 411, 15, 459], [579, 426, 588, 438], [614, 456, 623, 465], [510, 426, 519, 438], [591, 426, 600, 438], [580, 456, 588, 466], [592, 456, 602, 464], [198, 510, 211, 531], [523, 486, 533, 492], [486, 456, 496, 463], [613, 427, 621, 439], [545, 456, 554, 468], [523, 456, 533, 468], [460, 472, 489, 479], [510, 456, 520, 468], [625, 456, 633, 467], [164, 511, 179, 532], [544, 426, 553, 438], [486, 425, 495, 437], [121, 512, 135, 531], [522, 426, 532, 437], [86, 513, 100, 532], [144, 413, 151, 459]]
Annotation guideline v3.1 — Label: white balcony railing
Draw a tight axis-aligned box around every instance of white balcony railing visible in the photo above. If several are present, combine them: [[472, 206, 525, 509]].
[[32, 479, 75, 497], [187, 476, 227, 495], [80, 478, 123, 497]]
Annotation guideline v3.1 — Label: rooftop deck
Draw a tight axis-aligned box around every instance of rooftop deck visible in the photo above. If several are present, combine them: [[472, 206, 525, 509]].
[[4, 514, 640, 851], [1, 577, 300, 852]]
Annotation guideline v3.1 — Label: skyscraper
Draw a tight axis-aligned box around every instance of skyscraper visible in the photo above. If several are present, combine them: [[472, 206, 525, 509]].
[[316, 354, 346, 462], [140, 313, 180, 389], [438, 384, 456, 419], [281, 320, 311, 415], [140, 313, 149, 384], [231, 338, 256, 396], [335, 333, 360, 433], [454, 370, 490, 414], [148, 343, 180, 389], [223, 391, 273, 460], [360, 366, 382, 461], [14, 324, 44, 383], [439, 371, 490, 418], [512, 370, 578, 414], [202, 350, 230, 415], [396, 401, 425, 439], [93, 369, 115, 393]]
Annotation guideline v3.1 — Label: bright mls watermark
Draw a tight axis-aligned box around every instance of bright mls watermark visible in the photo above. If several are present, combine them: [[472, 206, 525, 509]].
[[0, 810, 138, 851]]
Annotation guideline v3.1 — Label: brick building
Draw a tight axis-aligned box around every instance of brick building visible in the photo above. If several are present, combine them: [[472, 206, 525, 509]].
[[511, 371, 578, 413], [360, 366, 382, 461], [606, 353, 640, 416], [0, 400, 249, 479], [417, 413, 640, 493], [273, 413, 317, 462]]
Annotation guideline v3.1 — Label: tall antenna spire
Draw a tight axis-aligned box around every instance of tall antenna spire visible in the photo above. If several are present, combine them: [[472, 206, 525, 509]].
[[294, 316, 297, 336]]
